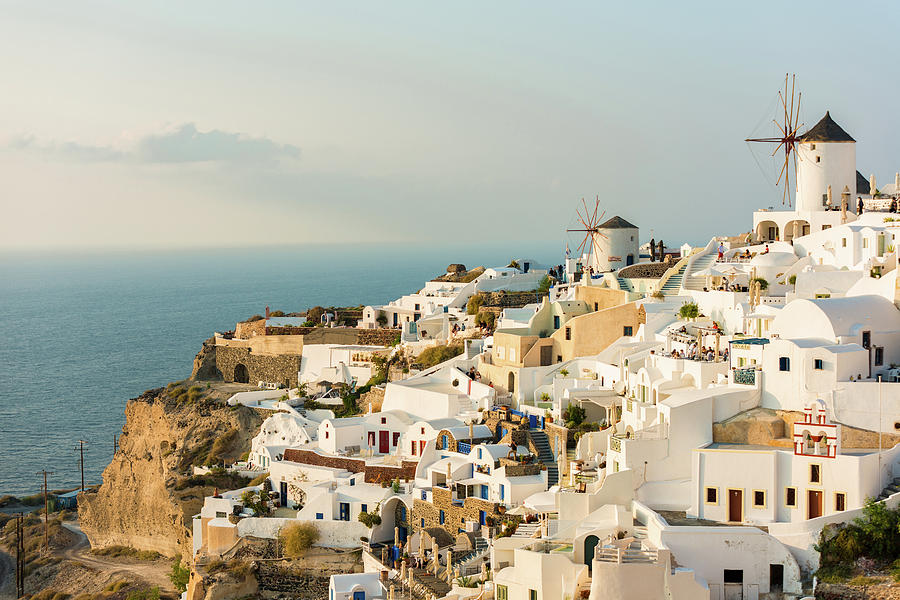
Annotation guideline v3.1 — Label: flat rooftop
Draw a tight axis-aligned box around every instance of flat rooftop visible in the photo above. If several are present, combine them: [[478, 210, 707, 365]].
[[704, 443, 879, 456]]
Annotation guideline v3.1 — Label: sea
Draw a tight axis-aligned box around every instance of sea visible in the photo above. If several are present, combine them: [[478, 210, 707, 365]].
[[0, 242, 559, 496]]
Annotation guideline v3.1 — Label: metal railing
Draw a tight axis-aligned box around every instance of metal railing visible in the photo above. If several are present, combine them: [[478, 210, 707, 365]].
[[733, 367, 756, 385]]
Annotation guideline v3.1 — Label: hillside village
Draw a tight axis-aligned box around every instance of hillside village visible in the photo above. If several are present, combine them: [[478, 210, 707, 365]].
[[116, 108, 900, 600]]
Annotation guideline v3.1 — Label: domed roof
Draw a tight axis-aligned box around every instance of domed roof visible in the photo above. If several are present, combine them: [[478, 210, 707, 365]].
[[749, 251, 798, 267], [800, 111, 855, 143]]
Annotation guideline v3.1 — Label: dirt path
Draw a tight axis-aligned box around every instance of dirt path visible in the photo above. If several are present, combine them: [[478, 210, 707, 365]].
[[0, 549, 14, 600], [58, 523, 174, 592]]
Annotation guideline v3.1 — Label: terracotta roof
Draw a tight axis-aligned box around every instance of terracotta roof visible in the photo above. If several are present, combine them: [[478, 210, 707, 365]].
[[800, 111, 855, 143], [599, 216, 638, 230]]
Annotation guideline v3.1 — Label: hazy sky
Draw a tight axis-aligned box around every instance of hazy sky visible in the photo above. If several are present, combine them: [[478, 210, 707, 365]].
[[2, 1, 899, 250]]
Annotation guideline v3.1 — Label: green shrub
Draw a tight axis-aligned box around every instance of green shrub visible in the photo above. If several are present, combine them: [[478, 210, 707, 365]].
[[248, 472, 269, 486], [417, 343, 464, 369], [563, 404, 586, 428], [536, 276, 551, 294], [678, 302, 699, 319], [358, 505, 382, 528], [466, 294, 485, 315], [126, 588, 160, 600], [280, 522, 320, 557], [474, 311, 495, 330], [206, 428, 240, 466], [788, 274, 797, 285], [169, 556, 190, 592]]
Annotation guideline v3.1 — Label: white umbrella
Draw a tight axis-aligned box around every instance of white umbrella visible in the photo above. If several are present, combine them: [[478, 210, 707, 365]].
[[692, 266, 726, 277], [507, 504, 536, 516]]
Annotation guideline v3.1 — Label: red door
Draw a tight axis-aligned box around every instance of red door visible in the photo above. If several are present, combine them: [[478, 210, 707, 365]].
[[379, 431, 389, 454]]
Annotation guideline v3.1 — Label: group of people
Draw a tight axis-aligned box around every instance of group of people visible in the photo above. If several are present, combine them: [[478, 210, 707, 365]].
[[669, 343, 728, 362], [467, 366, 482, 382], [548, 264, 566, 281]]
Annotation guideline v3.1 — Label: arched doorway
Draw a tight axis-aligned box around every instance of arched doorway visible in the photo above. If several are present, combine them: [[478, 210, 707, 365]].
[[584, 535, 600, 570], [234, 363, 249, 383], [784, 220, 811, 242], [756, 220, 779, 243], [507, 372, 516, 394]]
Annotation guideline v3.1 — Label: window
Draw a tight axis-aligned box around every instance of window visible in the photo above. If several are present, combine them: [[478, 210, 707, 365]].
[[215, 511, 226, 519], [411, 441, 417, 455], [816, 156, 821, 163], [421, 518, 425, 527], [875, 347, 884, 366], [553, 315, 560, 329], [381, 417, 387, 424], [325, 431, 329, 439], [810, 463, 821, 484], [414, 303, 420, 310], [496, 585, 508, 600], [862, 331, 871, 349], [835, 492, 846, 512], [529, 590, 538, 600], [623, 326, 633, 337], [810, 143, 816, 150], [316, 513, 323, 520], [420, 427, 425, 435], [814, 359, 824, 370], [509, 348, 516, 362], [497, 347, 505, 359], [779, 357, 790, 371], [393, 432, 400, 446], [565, 327, 571, 340], [705, 487, 718, 504], [785, 487, 797, 507], [439, 510, 445, 525], [841, 238, 847, 248], [753, 490, 766, 508], [594, 302, 599, 311], [557, 355, 562, 363], [361, 503, 367, 513], [822, 224, 831, 230], [350, 478, 355, 486], [863, 238, 869, 249], [499, 484, 505, 501]]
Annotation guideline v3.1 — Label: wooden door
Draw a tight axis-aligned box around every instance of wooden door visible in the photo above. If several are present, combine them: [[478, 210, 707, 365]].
[[808, 490, 823, 519], [540, 345, 552, 366], [728, 489, 743, 522], [379, 430, 389, 454]]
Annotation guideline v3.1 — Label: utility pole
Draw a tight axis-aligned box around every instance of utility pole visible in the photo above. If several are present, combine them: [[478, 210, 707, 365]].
[[36, 470, 54, 552], [76, 440, 88, 491], [15, 513, 25, 597]]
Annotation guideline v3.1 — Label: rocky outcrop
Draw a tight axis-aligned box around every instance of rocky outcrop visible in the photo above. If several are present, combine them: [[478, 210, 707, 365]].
[[187, 566, 258, 600], [78, 387, 263, 558], [191, 337, 222, 381]]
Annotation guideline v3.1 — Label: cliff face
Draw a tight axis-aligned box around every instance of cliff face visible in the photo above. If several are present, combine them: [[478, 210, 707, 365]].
[[79, 387, 262, 558]]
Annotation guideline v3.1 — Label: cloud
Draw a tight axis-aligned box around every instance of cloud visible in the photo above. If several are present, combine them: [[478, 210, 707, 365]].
[[134, 123, 300, 163], [6, 123, 300, 165]]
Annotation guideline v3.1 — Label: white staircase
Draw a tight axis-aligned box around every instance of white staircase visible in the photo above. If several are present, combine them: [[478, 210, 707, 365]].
[[683, 253, 718, 291]]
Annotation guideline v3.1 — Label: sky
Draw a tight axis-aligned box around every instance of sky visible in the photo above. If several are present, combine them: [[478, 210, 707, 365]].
[[2, 1, 899, 250]]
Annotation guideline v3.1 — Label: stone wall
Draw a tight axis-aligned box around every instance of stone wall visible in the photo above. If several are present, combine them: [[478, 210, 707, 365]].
[[479, 291, 544, 308], [543, 422, 570, 457], [358, 386, 386, 413], [265, 326, 314, 336], [281, 448, 417, 483], [412, 487, 501, 540], [357, 329, 402, 346], [235, 319, 266, 339], [215, 345, 301, 387], [256, 564, 337, 599], [191, 337, 222, 381]]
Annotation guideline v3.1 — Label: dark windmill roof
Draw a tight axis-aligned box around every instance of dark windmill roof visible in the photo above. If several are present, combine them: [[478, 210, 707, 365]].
[[799, 111, 855, 143], [857, 171, 870, 195], [599, 216, 638, 230]]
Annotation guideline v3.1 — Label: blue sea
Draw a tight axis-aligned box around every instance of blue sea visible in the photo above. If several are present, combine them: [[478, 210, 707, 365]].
[[0, 242, 559, 496]]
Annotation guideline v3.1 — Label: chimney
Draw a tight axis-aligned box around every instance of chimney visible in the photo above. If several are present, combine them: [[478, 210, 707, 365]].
[[265, 305, 270, 319]]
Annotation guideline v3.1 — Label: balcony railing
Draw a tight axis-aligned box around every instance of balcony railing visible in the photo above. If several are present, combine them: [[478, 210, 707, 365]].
[[733, 368, 756, 386], [457, 441, 471, 455], [610, 436, 622, 453]]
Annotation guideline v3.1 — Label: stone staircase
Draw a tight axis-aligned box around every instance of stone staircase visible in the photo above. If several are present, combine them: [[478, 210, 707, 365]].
[[511, 522, 541, 539], [529, 431, 558, 486], [616, 276, 632, 292], [877, 477, 900, 501], [452, 537, 490, 574], [409, 568, 451, 598], [683, 253, 717, 291], [660, 262, 687, 295]]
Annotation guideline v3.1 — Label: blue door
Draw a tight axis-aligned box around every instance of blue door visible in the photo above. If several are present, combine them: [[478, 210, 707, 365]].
[[481, 485, 488, 499], [353, 591, 366, 600], [529, 415, 539, 429], [339, 502, 350, 521], [479, 510, 486, 526], [279, 481, 288, 507]]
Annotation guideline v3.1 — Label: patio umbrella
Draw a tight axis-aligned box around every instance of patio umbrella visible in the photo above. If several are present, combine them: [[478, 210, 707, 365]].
[[692, 265, 726, 277]]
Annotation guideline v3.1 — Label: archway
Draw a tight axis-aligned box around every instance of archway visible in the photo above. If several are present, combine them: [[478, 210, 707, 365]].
[[784, 220, 811, 242], [234, 363, 249, 384], [508, 372, 516, 394], [756, 220, 779, 243], [370, 496, 413, 544], [584, 535, 600, 569]]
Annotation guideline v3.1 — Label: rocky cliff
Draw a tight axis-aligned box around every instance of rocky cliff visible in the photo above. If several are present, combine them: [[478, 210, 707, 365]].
[[79, 384, 263, 559]]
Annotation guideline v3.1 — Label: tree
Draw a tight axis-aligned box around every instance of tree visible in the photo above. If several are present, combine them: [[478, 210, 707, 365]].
[[376, 311, 388, 327], [474, 311, 495, 330], [536, 276, 551, 294], [281, 522, 320, 557], [417, 343, 464, 368], [466, 294, 485, 315]]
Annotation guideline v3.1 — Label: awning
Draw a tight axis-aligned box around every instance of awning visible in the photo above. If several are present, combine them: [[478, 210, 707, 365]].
[[524, 490, 557, 513]]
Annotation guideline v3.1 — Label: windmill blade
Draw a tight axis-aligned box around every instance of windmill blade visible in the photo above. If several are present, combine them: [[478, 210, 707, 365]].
[[774, 154, 788, 187], [591, 196, 600, 228]]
